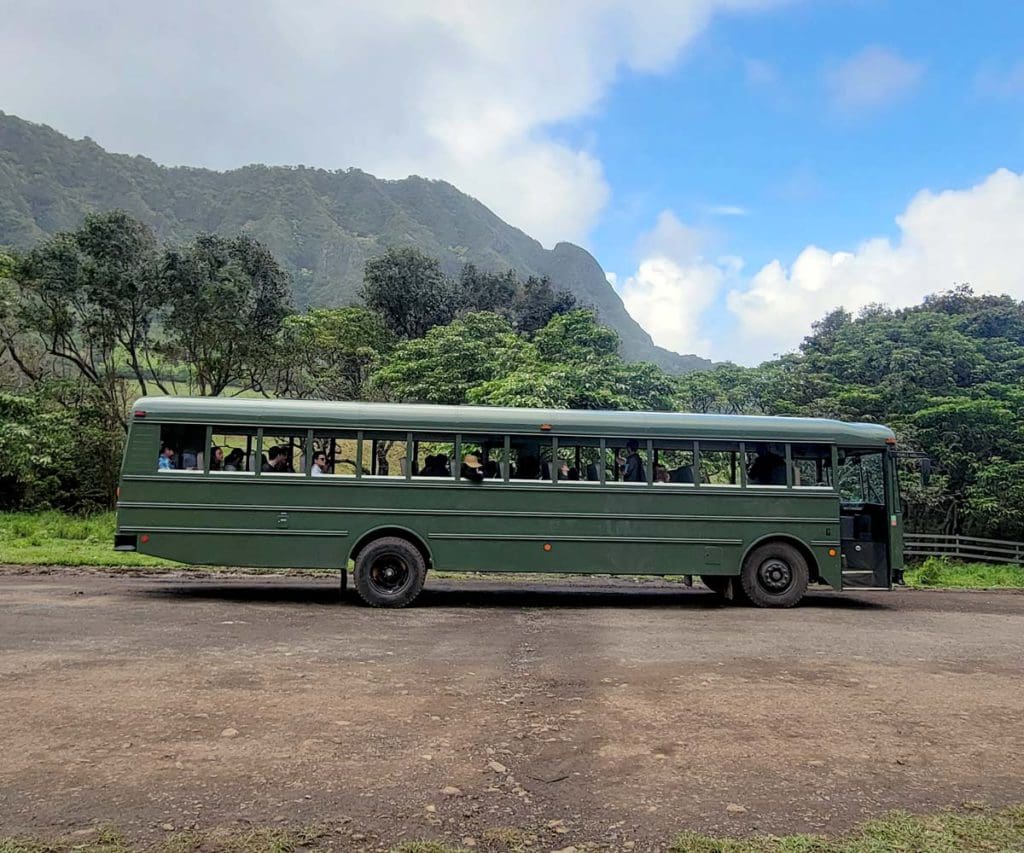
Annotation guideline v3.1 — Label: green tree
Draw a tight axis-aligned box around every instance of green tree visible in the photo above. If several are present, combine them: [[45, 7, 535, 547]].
[[276, 307, 394, 400], [513, 275, 578, 333], [362, 248, 455, 339], [374, 312, 529, 404], [0, 382, 121, 511], [7, 213, 164, 425], [470, 311, 674, 411], [160, 234, 292, 396], [533, 309, 619, 363], [457, 264, 518, 317]]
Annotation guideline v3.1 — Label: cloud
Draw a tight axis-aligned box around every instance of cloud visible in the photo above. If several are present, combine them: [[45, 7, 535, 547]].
[[616, 170, 1024, 365], [0, 0, 781, 247], [726, 168, 1024, 363], [613, 211, 727, 355], [706, 204, 749, 216], [825, 45, 924, 112]]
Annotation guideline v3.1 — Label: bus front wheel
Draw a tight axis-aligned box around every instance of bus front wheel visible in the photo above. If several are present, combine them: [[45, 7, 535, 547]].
[[353, 536, 426, 608], [739, 542, 809, 608]]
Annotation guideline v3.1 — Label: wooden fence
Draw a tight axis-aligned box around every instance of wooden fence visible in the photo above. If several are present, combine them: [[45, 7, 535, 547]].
[[904, 533, 1024, 565]]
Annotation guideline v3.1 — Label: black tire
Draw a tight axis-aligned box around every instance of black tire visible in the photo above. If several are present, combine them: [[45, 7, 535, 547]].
[[700, 575, 731, 597], [353, 536, 426, 608], [739, 541, 809, 608]]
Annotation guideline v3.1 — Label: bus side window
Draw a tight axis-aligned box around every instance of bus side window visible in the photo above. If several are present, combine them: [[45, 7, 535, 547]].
[[555, 437, 601, 483], [211, 428, 257, 474], [509, 439, 545, 480], [158, 424, 206, 472], [312, 431, 362, 477], [363, 432, 408, 478], [459, 434, 506, 481], [700, 440, 742, 486], [261, 432, 306, 475], [653, 441, 695, 485], [792, 444, 833, 489], [411, 433, 456, 478], [742, 442, 786, 487], [604, 440, 646, 483]]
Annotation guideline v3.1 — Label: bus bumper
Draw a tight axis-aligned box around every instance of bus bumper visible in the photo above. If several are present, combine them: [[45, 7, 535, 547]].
[[114, 533, 138, 552]]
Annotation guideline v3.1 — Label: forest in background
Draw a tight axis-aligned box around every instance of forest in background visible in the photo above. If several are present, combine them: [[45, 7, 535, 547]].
[[2, 211, 1023, 541]]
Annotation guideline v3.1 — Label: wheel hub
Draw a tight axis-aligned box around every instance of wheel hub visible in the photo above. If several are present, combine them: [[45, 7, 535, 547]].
[[758, 558, 792, 593], [370, 557, 409, 593]]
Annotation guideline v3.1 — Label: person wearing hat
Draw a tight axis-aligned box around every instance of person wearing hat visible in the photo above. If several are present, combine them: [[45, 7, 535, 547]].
[[460, 453, 485, 482]]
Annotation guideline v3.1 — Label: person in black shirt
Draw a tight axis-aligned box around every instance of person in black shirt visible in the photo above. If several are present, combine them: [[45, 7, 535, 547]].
[[748, 444, 786, 485]]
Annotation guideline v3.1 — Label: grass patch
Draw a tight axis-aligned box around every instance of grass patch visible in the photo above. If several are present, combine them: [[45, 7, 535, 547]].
[[2, 806, 1023, 852], [0, 512, 174, 568], [669, 804, 1024, 851], [905, 556, 1024, 589]]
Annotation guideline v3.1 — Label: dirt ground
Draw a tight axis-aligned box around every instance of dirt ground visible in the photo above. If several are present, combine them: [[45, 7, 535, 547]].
[[1, 569, 1023, 850]]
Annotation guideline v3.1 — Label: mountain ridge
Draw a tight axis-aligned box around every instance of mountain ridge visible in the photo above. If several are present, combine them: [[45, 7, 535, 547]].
[[0, 111, 711, 372]]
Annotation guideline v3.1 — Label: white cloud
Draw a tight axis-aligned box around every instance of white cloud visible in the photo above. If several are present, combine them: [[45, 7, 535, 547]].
[[727, 168, 1024, 363], [0, 0, 781, 246], [614, 211, 726, 355], [706, 204, 749, 216], [616, 170, 1024, 365], [825, 45, 925, 112]]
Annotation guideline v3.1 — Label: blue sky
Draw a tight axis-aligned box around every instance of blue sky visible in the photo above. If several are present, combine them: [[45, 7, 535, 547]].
[[592, 0, 1023, 272], [585, 0, 1024, 358], [1, 0, 1022, 363]]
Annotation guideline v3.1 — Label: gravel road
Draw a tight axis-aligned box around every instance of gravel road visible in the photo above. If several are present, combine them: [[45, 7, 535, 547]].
[[1, 569, 1022, 849]]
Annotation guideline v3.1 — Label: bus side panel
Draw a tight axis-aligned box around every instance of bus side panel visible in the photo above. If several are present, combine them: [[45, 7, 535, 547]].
[[117, 476, 841, 586]]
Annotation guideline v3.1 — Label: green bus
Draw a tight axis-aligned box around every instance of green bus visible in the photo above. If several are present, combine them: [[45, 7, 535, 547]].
[[115, 397, 904, 608]]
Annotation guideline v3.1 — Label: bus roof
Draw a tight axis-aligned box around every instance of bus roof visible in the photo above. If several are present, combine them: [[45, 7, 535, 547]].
[[133, 397, 896, 447]]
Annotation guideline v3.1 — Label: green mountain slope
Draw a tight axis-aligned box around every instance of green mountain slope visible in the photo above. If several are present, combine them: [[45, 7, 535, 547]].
[[0, 112, 710, 372]]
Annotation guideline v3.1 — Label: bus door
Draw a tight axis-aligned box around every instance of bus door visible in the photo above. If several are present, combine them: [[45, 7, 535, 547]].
[[836, 448, 892, 589]]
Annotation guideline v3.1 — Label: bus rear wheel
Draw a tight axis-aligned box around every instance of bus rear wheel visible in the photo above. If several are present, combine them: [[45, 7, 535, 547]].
[[739, 542, 809, 608], [353, 537, 426, 608]]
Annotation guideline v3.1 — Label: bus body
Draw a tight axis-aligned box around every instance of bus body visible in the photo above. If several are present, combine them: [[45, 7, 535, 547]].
[[115, 397, 903, 607]]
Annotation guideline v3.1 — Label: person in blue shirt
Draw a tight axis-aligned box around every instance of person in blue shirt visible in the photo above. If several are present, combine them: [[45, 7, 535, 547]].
[[157, 445, 175, 471]]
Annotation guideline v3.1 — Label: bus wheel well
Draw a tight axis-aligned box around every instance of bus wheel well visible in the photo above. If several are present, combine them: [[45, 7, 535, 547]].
[[744, 536, 820, 583], [349, 528, 433, 571]]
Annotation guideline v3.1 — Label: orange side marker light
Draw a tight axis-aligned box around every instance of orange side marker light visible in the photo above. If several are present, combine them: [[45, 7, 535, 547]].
[[543, 543, 552, 552], [828, 548, 837, 557]]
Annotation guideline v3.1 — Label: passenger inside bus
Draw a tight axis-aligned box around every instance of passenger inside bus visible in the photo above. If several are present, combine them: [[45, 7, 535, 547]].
[[515, 454, 540, 480], [419, 454, 450, 477], [210, 446, 223, 471], [622, 440, 645, 482], [669, 464, 694, 483], [461, 454, 485, 482], [157, 445, 175, 470], [261, 446, 287, 473], [748, 443, 786, 485], [223, 448, 245, 471]]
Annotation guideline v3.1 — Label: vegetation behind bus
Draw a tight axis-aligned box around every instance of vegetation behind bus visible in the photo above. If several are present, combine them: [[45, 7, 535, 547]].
[[3, 213, 1024, 543]]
